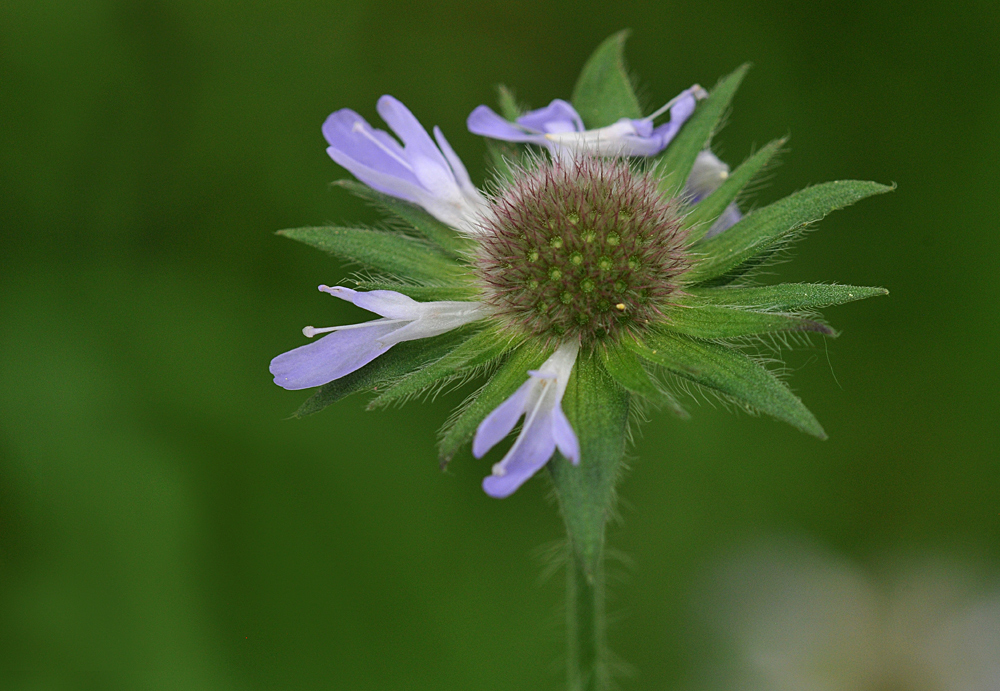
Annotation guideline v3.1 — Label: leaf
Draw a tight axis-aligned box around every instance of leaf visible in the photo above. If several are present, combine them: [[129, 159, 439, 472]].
[[598, 342, 688, 418], [683, 137, 786, 243], [278, 226, 467, 283], [684, 180, 894, 284], [683, 284, 889, 311], [437, 339, 553, 465], [349, 280, 480, 302], [662, 304, 835, 339], [335, 180, 474, 257], [496, 84, 522, 121], [571, 30, 643, 128], [292, 325, 480, 418], [656, 64, 749, 196], [626, 330, 826, 438], [548, 351, 631, 575], [368, 326, 516, 409]]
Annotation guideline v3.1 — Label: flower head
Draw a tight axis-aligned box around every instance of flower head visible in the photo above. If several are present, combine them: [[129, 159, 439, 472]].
[[271, 37, 889, 498], [468, 86, 707, 157]]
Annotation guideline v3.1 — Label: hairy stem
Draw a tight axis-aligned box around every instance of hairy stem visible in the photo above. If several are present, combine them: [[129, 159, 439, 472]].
[[566, 535, 608, 691]]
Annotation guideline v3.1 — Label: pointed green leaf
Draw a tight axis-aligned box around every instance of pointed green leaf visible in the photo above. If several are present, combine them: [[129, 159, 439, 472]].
[[548, 351, 630, 575], [292, 325, 479, 418], [627, 331, 826, 438], [278, 226, 467, 283], [663, 305, 835, 339], [438, 339, 553, 465], [656, 64, 749, 196], [684, 284, 889, 311], [598, 342, 688, 418], [496, 84, 522, 121], [368, 326, 517, 409], [349, 280, 480, 302], [335, 180, 474, 256], [571, 30, 643, 128], [683, 137, 785, 243], [685, 180, 894, 284]]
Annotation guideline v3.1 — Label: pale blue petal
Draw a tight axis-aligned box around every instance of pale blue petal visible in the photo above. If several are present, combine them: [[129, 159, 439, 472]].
[[322, 109, 419, 189], [482, 414, 556, 499], [269, 321, 400, 390], [550, 407, 579, 464], [516, 99, 584, 134], [323, 285, 421, 320], [467, 105, 545, 144], [376, 95, 450, 173], [703, 202, 743, 239], [473, 380, 533, 458], [325, 145, 426, 204]]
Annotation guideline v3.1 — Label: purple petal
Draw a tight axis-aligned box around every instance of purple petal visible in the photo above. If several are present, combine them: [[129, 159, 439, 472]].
[[649, 89, 700, 151], [321, 285, 421, 320], [703, 202, 743, 239], [550, 407, 579, 464], [481, 414, 557, 498], [433, 126, 477, 196], [376, 96, 449, 173], [322, 110, 418, 187], [269, 321, 399, 390], [473, 380, 533, 458], [467, 105, 545, 144], [516, 99, 584, 134]]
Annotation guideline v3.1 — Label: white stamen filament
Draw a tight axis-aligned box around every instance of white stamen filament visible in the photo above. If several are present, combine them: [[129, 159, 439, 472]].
[[303, 319, 407, 338], [642, 84, 709, 122], [351, 121, 413, 172]]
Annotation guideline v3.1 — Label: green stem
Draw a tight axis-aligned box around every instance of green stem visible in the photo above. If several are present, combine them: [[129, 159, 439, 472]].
[[548, 352, 629, 691], [566, 535, 607, 691]]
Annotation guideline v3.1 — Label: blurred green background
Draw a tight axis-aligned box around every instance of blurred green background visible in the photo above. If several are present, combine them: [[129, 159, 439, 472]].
[[2, 0, 998, 688]]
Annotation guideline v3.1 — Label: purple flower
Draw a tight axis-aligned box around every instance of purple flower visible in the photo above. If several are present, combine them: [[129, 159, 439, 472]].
[[323, 96, 486, 235], [467, 85, 707, 158], [270, 286, 485, 390], [473, 342, 580, 498], [685, 150, 744, 238]]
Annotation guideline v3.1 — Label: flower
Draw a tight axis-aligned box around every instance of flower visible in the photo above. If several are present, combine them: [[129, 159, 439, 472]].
[[323, 95, 486, 235], [473, 342, 580, 498], [686, 149, 743, 238], [702, 541, 1000, 691], [272, 38, 889, 498], [269, 286, 484, 390], [467, 85, 707, 157]]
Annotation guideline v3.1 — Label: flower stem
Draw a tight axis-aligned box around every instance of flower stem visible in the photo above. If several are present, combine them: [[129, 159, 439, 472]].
[[547, 353, 629, 691], [566, 534, 607, 691]]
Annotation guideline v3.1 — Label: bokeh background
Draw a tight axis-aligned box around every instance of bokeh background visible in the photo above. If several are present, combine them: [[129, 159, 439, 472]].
[[2, 0, 998, 688]]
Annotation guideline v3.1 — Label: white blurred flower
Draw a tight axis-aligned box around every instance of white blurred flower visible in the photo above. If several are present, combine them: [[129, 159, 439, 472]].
[[702, 541, 1000, 691]]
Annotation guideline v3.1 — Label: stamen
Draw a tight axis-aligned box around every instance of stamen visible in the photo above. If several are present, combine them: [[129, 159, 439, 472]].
[[302, 319, 409, 338], [643, 84, 709, 122], [351, 121, 413, 171]]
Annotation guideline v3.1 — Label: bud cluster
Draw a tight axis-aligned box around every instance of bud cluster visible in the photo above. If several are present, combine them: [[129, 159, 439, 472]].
[[475, 156, 689, 343]]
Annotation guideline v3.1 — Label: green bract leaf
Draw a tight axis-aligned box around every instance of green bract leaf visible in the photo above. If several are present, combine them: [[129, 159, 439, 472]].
[[277, 226, 467, 283], [548, 352, 630, 575], [496, 84, 522, 121], [685, 180, 894, 284], [349, 280, 480, 302], [335, 180, 474, 257], [627, 331, 826, 438], [683, 137, 786, 243], [292, 326, 479, 418], [598, 342, 688, 418], [571, 30, 643, 128], [663, 305, 835, 339], [685, 284, 889, 311], [438, 339, 553, 465], [656, 64, 749, 196], [368, 325, 516, 409]]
